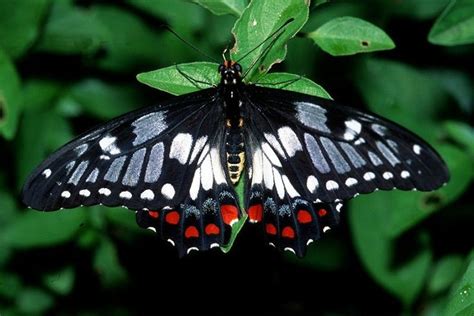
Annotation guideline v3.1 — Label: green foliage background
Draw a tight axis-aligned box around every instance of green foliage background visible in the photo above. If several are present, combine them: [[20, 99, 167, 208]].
[[0, 0, 473, 315]]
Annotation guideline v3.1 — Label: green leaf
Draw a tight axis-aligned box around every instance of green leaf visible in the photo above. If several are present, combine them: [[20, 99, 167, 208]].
[[355, 58, 449, 137], [104, 207, 141, 232], [92, 5, 164, 72], [193, 0, 248, 16], [36, 1, 108, 54], [220, 178, 247, 253], [443, 121, 474, 157], [256, 72, 332, 99], [0, 273, 22, 300], [444, 253, 474, 316], [16, 287, 54, 314], [43, 266, 75, 296], [0, 0, 50, 58], [0, 191, 19, 228], [15, 110, 73, 190], [137, 62, 220, 95], [383, 0, 449, 20], [303, 2, 367, 32], [424, 69, 473, 114], [22, 79, 64, 112], [68, 79, 141, 119], [93, 238, 127, 288], [0, 49, 21, 140], [429, 0, 474, 46], [127, 0, 205, 32], [231, 0, 309, 80], [308, 17, 395, 56], [2, 209, 86, 248], [349, 199, 432, 306], [428, 255, 464, 295]]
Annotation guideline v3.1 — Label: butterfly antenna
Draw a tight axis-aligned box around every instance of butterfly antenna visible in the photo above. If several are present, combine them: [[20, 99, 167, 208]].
[[235, 18, 294, 64], [163, 25, 219, 63]]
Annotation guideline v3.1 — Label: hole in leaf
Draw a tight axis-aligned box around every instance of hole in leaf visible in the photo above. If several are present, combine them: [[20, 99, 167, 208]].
[[422, 193, 443, 208], [361, 40, 370, 47]]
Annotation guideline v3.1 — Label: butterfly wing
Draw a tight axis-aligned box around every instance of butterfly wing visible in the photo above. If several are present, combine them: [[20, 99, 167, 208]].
[[243, 85, 449, 256], [22, 88, 242, 256]]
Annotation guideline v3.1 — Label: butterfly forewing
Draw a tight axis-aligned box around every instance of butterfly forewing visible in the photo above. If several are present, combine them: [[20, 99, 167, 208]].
[[22, 88, 243, 255], [242, 86, 448, 255]]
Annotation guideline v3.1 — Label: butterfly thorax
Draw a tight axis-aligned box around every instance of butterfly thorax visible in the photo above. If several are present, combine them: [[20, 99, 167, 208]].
[[219, 61, 245, 184]]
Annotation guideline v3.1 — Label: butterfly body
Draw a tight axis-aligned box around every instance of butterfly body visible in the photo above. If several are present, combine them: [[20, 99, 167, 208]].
[[21, 61, 449, 257]]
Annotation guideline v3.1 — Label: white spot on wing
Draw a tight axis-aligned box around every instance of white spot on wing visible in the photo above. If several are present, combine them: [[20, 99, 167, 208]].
[[372, 124, 387, 136], [326, 180, 339, 190], [190, 168, 201, 200], [383, 171, 393, 180], [278, 126, 302, 157], [306, 175, 318, 193], [147, 227, 156, 233], [99, 188, 111, 196], [282, 175, 300, 198], [42, 169, 52, 178], [363, 172, 376, 181], [131, 111, 167, 146], [345, 177, 358, 187], [99, 135, 120, 155], [140, 189, 154, 200], [323, 226, 331, 233], [251, 148, 263, 185], [74, 144, 88, 156], [161, 183, 175, 200], [263, 156, 274, 190], [264, 133, 285, 157], [200, 154, 213, 190], [167, 239, 175, 246], [187, 247, 199, 254], [119, 191, 132, 199], [273, 168, 285, 199], [295, 102, 330, 133], [344, 119, 362, 140], [210, 148, 226, 185], [413, 144, 421, 155], [401, 170, 410, 178], [210, 243, 220, 249], [306, 239, 314, 246], [189, 136, 208, 163], [262, 142, 282, 167], [79, 189, 90, 197], [61, 191, 71, 198], [169, 133, 193, 164], [284, 247, 296, 254]]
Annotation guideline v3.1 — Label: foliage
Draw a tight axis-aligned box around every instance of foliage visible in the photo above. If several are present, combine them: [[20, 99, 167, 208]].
[[0, 0, 472, 315]]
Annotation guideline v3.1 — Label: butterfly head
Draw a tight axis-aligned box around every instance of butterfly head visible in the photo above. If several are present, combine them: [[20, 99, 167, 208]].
[[219, 61, 242, 86]]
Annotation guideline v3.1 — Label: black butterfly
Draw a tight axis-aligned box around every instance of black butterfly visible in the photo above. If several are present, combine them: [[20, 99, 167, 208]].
[[21, 59, 449, 257]]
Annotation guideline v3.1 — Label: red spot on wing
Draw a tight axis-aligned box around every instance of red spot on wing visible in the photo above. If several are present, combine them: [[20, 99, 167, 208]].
[[265, 223, 277, 235], [148, 211, 159, 218], [165, 211, 180, 225], [248, 204, 263, 223], [297, 210, 312, 224], [205, 223, 220, 235], [282, 226, 295, 239], [318, 208, 328, 217], [185, 226, 199, 238], [221, 204, 239, 225]]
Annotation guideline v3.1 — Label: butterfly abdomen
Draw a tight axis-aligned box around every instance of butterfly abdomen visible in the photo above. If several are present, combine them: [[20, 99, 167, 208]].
[[225, 119, 245, 184]]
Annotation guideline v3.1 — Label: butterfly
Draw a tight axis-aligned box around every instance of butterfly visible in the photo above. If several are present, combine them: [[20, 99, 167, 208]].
[[21, 57, 449, 257]]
